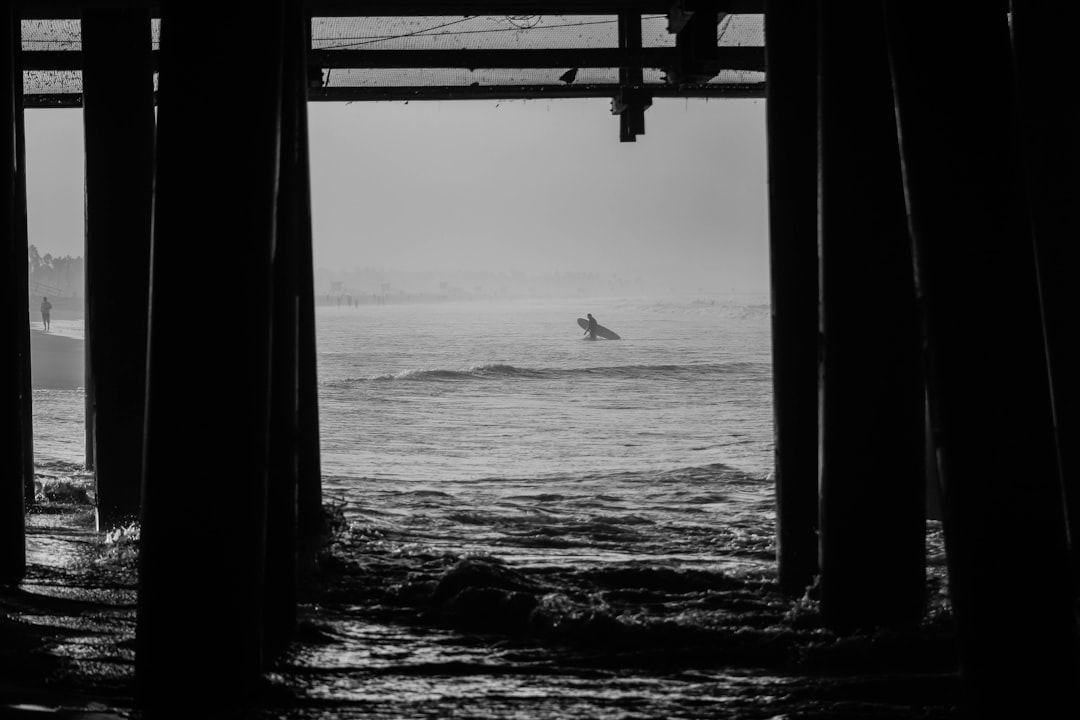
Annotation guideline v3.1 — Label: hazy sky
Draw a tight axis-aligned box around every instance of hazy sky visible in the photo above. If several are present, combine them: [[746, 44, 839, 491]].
[[24, 97, 768, 294]]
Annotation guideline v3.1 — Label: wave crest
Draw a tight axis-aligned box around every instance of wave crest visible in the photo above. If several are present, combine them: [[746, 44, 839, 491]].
[[368, 363, 530, 382], [339, 362, 760, 385]]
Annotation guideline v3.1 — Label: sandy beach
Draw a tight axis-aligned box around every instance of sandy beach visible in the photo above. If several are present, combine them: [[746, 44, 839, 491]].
[[30, 329, 84, 391]]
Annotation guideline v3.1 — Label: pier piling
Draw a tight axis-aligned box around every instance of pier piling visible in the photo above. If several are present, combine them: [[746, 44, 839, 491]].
[[0, 3, 25, 582], [763, 0, 820, 595], [296, 14, 325, 571], [82, 9, 155, 531], [13, 17, 32, 511], [1009, 2, 1080, 588], [265, 0, 315, 657], [816, 1, 925, 631], [136, 3, 285, 708], [885, 2, 1080, 713]]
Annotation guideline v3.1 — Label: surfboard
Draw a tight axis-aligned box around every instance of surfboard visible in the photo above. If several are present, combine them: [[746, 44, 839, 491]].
[[577, 317, 621, 340]]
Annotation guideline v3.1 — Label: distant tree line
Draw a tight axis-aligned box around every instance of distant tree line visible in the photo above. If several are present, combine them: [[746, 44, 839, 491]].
[[28, 244, 84, 297]]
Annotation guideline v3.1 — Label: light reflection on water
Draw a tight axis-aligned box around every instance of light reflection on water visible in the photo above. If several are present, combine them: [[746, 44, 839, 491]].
[[280, 618, 805, 719], [20, 298, 961, 718]]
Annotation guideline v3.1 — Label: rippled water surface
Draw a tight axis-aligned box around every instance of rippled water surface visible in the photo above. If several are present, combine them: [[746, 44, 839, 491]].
[[22, 295, 960, 719]]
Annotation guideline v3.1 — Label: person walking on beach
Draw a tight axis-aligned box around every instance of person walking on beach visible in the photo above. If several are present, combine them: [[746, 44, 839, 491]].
[[583, 312, 598, 339], [40, 296, 52, 332]]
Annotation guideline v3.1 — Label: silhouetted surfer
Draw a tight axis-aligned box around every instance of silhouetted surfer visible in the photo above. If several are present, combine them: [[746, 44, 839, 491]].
[[584, 312, 598, 339]]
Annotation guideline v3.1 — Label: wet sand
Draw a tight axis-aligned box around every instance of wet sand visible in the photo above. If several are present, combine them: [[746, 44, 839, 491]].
[[30, 330, 84, 391], [1, 505, 133, 719]]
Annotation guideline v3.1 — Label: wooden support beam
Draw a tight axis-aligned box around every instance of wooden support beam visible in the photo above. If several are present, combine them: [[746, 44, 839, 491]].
[[0, 3, 26, 583], [265, 0, 316, 660], [22, 94, 85, 109], [310, 82, 764, 102], [817, 0, 925, 631], [23, 81, 765, 110], [671, 1, 721, 84], [19, 47, 765, 74], [309, 47, 763, 72], [613, 12, 648, 142], [296, 13, 325, 575], [136, 3, 285, 710], [1010, 1, 1080, 588], [884, 2, 1080, 715], [81, 9, 154, 531], [13, 18, 34, 511], [763, 0, 818, 594]]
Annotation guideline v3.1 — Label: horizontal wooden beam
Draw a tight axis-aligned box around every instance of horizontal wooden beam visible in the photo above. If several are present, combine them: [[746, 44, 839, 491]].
[[311, 46, 763, 70], [23, 78, 763, 107], [22, 49, 152, 71], [21, 46, 764, 72], [24, 92, 84, 107], [308, 81, 763, 100]]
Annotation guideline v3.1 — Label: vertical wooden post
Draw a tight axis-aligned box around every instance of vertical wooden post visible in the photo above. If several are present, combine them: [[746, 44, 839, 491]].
[[136, 3, 285, 709], [264, 0, 312, 658], [763, 0, 819, 594], [615, 13, 648, 143], [82, 9, 155, 531], [817, 0, 925, 630], [1010, 1, 1080, 587], [885, 3, 1080, 715], [12, 19, 33, 509], [296, 13, 324, 570], [0, 3, 25, 582], [12, 17, 33, 509]]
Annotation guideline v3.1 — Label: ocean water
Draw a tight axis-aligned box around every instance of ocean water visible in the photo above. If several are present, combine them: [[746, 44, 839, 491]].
[[291, 294, 805, 719], [27, 295, 959, 718], [316, 296, 775, 562]]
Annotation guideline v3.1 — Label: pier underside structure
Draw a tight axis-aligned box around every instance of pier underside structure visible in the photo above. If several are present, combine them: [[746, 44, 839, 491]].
[[1, 1, 1078, 716]]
